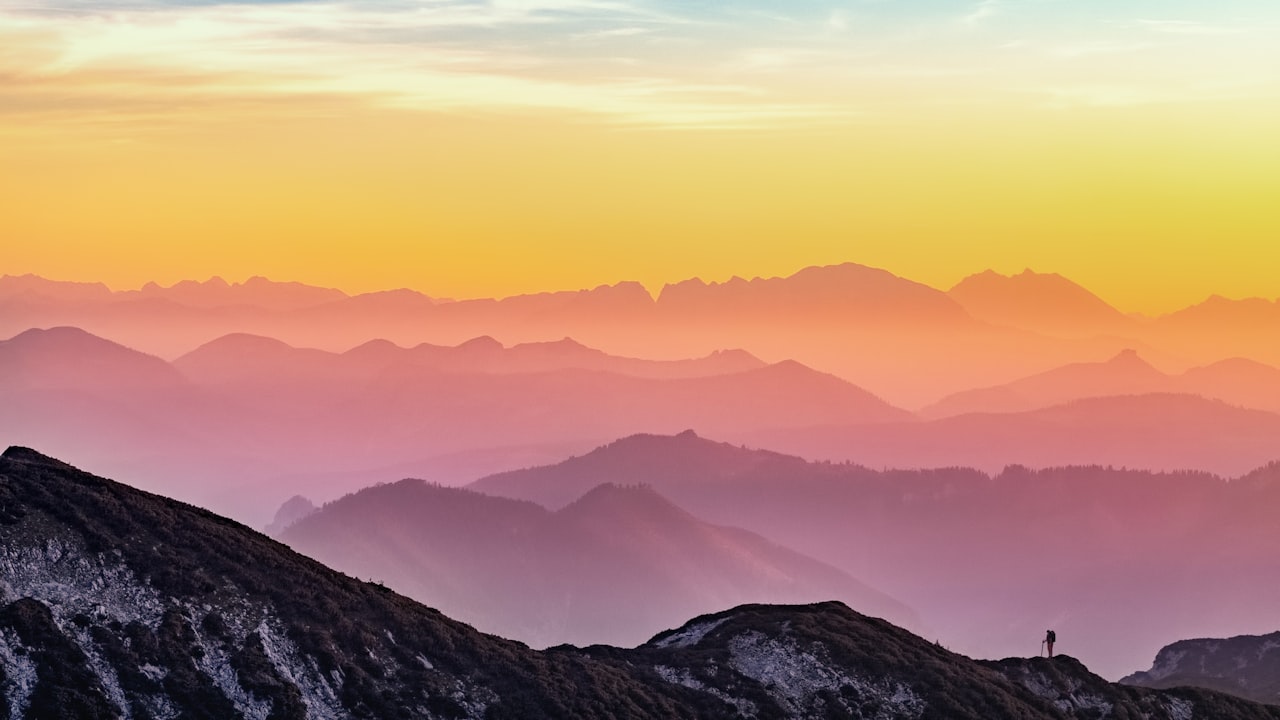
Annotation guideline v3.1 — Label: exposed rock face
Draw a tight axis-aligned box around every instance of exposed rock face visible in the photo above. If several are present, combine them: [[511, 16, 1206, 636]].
[[3, 446, 1280, 719], [1123, 632, 1280, 706], [988, 655, 1280, 720]]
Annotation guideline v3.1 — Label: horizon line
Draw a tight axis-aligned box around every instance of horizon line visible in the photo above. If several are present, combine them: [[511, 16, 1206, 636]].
[[8, 262, 1275, 318]]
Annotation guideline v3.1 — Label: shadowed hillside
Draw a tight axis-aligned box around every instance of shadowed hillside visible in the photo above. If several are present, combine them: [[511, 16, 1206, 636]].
[[475, 432, 1280, 679], [4, 446, 1276, 719], [1123, 631, 1280, 706]]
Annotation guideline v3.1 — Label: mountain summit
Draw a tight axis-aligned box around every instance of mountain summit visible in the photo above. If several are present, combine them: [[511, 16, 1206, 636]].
[[948, 269, 1133, 336]]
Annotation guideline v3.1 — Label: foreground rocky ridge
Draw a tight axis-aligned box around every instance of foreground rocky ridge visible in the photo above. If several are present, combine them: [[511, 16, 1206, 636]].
[[2, 447, 1277, 719], [1123, 632, 1280, 706]]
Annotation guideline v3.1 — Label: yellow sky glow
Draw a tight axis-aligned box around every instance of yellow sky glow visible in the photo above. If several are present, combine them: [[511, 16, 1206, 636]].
[[3, 1, 1279, 314]]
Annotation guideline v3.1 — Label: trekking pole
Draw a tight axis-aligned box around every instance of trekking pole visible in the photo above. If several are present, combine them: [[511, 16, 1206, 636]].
[[1040, 641, 1046, 658]]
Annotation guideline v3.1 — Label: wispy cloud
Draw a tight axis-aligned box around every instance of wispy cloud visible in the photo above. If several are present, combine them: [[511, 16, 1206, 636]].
[[1047, 42, 1153, 60], [1133, 19, 1250, 37], [0, 0, 844, 130], [1025, 81, 1259, 109], [962, 0, 1001, 27], [571, 26, 650, 41]]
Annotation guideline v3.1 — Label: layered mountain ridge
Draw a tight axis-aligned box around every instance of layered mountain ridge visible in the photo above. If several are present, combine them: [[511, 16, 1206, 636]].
[[3, 446, 1276, 720], [474, 432, 1280, 680], [280, 478, 914, 648]]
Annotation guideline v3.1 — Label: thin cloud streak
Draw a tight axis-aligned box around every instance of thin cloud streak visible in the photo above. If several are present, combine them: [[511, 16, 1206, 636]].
[[4, 0, 1278, 131], [0, 0, 844, 129], [1134, 19, 1252, 36], [962, 0, 1000, 26]]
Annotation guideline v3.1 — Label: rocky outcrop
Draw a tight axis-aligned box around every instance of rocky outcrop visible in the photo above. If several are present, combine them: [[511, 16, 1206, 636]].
[[1123, 632, 1280, 706]]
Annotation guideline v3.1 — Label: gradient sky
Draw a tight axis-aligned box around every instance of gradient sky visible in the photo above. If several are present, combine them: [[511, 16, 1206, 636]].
[[3, 0, 1278, 313]]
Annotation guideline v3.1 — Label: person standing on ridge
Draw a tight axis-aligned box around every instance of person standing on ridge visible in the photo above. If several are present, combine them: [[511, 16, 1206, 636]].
[[1045, 630, 1056, 657]]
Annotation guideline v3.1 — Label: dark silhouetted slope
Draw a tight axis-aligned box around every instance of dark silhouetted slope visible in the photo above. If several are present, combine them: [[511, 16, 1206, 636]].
[[0, 447, 726, 719], [1123, 632, 1280, 706], [13, 447, 1276, 718], [7, 447, 1274, 718]]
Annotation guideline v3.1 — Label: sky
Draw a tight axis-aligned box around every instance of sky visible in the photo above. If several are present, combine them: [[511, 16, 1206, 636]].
[[3, 0, 1279, 313]]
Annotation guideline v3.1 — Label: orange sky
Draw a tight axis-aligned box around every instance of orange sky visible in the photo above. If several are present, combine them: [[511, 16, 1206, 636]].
[[3, 0, 1279, 314]]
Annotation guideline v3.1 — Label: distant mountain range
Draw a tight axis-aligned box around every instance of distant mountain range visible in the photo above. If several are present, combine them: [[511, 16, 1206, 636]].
[[280, 480, 915, 648], [9, 323, 1280, 525], [5, 446, 1277, 719], [924, 349, 1280, 417], [0, 326, 905, 523], [1124, 631, 1280, 706], [175, 332, 766, 384], [948, 268, 1138, 338], [474, 432, 1280, 680], [755, 392, 1280, 477], [15, 262, 1280, 406]]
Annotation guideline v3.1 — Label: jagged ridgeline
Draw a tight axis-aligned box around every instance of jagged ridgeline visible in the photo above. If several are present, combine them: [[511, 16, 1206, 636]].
[[2, 447, 1279, 720]]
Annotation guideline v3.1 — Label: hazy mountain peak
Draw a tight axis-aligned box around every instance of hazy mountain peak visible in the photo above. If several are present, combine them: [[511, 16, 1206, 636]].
[[589, 280, 654, 301], [706, 347, 761, 361], [513, 336, 594, 353], [949, 268, 1130, 334], [186, 332, 296, 355], [791, 261, 902, 283], [1, 326, 182, 390], [350, 287, 432, 301], [470, 432, 809, 510], [657, 276, 708, 294], [7, 325, 100, 346], [122, 275, 349, 311], [264, 495, 317, 536], [653, 262, 962, 322], [0, 274, 113, 303], [1106, 348, 1152, 367], [458, 335, 504, 352], [558, 482, 680, 519], [344, 337, 404, 355]]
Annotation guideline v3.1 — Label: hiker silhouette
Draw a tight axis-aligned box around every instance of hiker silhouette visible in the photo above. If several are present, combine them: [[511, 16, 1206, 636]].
[[1044, 630, 1056, 657]]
